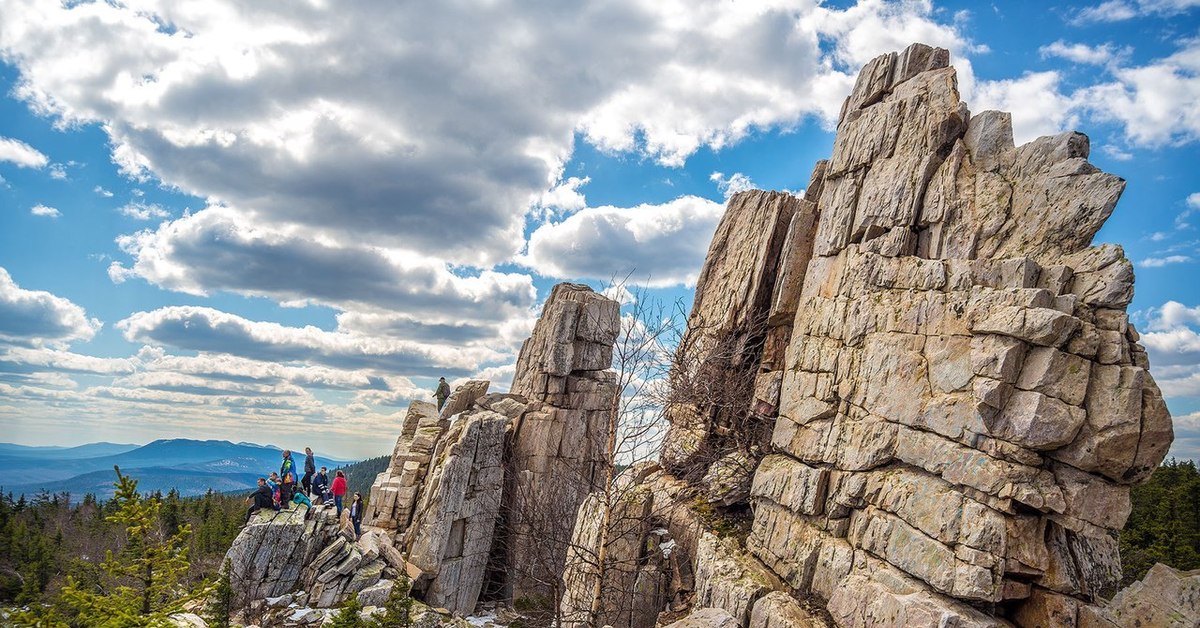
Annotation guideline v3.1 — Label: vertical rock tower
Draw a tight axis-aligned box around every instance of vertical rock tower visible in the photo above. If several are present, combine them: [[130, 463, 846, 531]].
[[657, 43, 1174, 626]]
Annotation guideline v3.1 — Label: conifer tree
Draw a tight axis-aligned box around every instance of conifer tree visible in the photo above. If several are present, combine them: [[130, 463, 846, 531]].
[[54, 466, 194, 626], [375, 575, 415, 628], [327, 596, 367, 628], [204, 559, 234, 628]]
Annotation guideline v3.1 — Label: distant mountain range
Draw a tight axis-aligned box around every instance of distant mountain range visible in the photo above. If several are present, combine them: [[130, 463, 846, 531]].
[[0, 439, 356, 500]]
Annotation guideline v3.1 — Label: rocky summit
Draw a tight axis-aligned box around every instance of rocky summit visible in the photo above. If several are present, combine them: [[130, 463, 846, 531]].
[[218, 44, 1197, 628]]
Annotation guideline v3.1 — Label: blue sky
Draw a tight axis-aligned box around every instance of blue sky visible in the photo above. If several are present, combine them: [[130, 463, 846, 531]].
[[0, 0, 1198, 460]]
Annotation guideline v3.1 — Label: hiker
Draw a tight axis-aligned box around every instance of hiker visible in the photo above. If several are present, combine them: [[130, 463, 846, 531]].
[[331, 469, 348, 517], [292, 489, 313, 510], [280, 450, 297, 506], [312, 466, 330, 505], [302, 447, 316, 496], [434, 377, 451, 411], [349, 492, 364, 538], [266, 473, 282, 510], [245, 477, 273, 522]]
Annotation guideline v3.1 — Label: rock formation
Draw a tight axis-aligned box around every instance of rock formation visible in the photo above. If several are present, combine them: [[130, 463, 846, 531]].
[[222, 283, 621, 623], [221, 43, 1191, 628], [225, 505, 404, 622], [561, 42, 1180, 628]]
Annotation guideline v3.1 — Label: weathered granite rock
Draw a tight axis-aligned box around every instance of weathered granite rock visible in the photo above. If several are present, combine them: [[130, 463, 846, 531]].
[[660, 190, 808, 475], [1076, 564, 1200, 627], [665, 608, 741, 628], [749, 592, 829, 628], [405, 409, 508, 615], [439, 379, 491, 419], [366, 400, 448, 532], [506, 283, 621, 603], [657, 42, 1173, 628], [224, 504, 387, 616]]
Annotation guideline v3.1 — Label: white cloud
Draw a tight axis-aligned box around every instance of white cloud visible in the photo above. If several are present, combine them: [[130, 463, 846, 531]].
[[110, 207, 537, 330], [1101, 144, 1134, 161], [0, 0, 979, 267], [1178, 192, 1200, 229], [1039, 40, 1127, 65], [521, 195, 725, 287], [710, 171, 757, 199], [0, 267, 101, 347], [969, 71, 1081, 145], [118, 201, 170, 220], [48, 163, 66, 179], [116, 305, 501, 376], [94, 185, 114, 197], [1073, 41, 1200, 147], [0, 136, 48, 168], [1072, 1, 1140, 23], [0, 347, 136, 375], [30, 204, 60, 218], [1139, 254, 1192, 267], [1072, 0, 1200, 23], [534, 176, 590, 217]]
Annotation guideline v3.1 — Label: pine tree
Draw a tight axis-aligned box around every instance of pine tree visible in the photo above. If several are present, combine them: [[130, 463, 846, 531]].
[[375, 575, 415, 628], [54, 466, 195, 626], [204, 559, 234, 628], [326, 596, 367, 628]]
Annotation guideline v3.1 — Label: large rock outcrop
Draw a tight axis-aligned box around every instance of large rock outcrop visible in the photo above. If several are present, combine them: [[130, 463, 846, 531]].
[[223, 283, 621, 622], [642, 42, 1177, 628], [224, 505, 404, 621]]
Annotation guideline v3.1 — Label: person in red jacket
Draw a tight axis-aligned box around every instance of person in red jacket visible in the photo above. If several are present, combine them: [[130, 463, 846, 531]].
[[331, 469, 348, 517]]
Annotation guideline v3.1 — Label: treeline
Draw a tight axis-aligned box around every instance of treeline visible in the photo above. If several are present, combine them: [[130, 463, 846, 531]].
[[1119, 457, 1200, 585], [0, 475, 245, 608], [337, 455, 389, 500]]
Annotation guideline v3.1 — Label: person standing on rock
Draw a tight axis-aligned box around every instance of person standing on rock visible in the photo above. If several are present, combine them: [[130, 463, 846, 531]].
[[279, 450, 298, 508], [349, 492, 364, 538], [302, 446, 316, 496], [331, 469, 348, 517], [245, 477, 274, 523], [434, 377, 451, 411], [312, 466, 330, 504]]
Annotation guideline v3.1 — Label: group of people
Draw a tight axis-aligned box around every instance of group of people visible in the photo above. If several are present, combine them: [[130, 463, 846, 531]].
[[245, 447, 365, 537]]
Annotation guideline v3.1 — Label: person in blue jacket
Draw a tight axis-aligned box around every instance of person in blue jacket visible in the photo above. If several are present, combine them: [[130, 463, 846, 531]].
[[311, 467, 330, 504]]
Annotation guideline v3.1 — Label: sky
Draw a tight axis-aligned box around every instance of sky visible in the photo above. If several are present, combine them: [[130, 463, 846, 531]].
[[0, 0, 1198, 461]]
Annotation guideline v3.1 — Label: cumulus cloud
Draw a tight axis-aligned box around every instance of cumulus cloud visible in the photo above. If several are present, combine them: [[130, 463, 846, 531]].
[[1071, 0, 1200, 23], [118, 201, 170, 220], [117, 306, 499, 376], [0, 0, 982, 268], [30, 204, 60, 218], [1139, 254, 1192, 267], [1039, 40, 1128, 65], [969, 71, 1081, 144], [94, 185, 114, 197], [110, 207, 537, 327], [710, 172, 757, 199], [0, 136, 48, 168], [521, 195, 725, 287], [0, 268, 101, 347]]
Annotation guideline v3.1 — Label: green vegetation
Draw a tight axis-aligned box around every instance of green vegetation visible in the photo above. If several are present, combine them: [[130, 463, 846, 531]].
[[1120, 458, 1200, 586], [0, 468, 247, 623]]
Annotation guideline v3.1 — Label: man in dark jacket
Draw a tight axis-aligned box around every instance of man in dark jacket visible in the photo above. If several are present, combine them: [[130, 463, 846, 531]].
[[302, 447, 316, 496], [245, 478, 274, 523], [311, 467, 330, 505]]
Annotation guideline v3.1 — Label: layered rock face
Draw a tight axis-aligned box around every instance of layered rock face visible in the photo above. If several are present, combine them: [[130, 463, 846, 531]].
[[225, 505, 404, 621], [505, 283, 621, 602], [651, 43, 1175, 627], [224, 283, 620, 620]]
